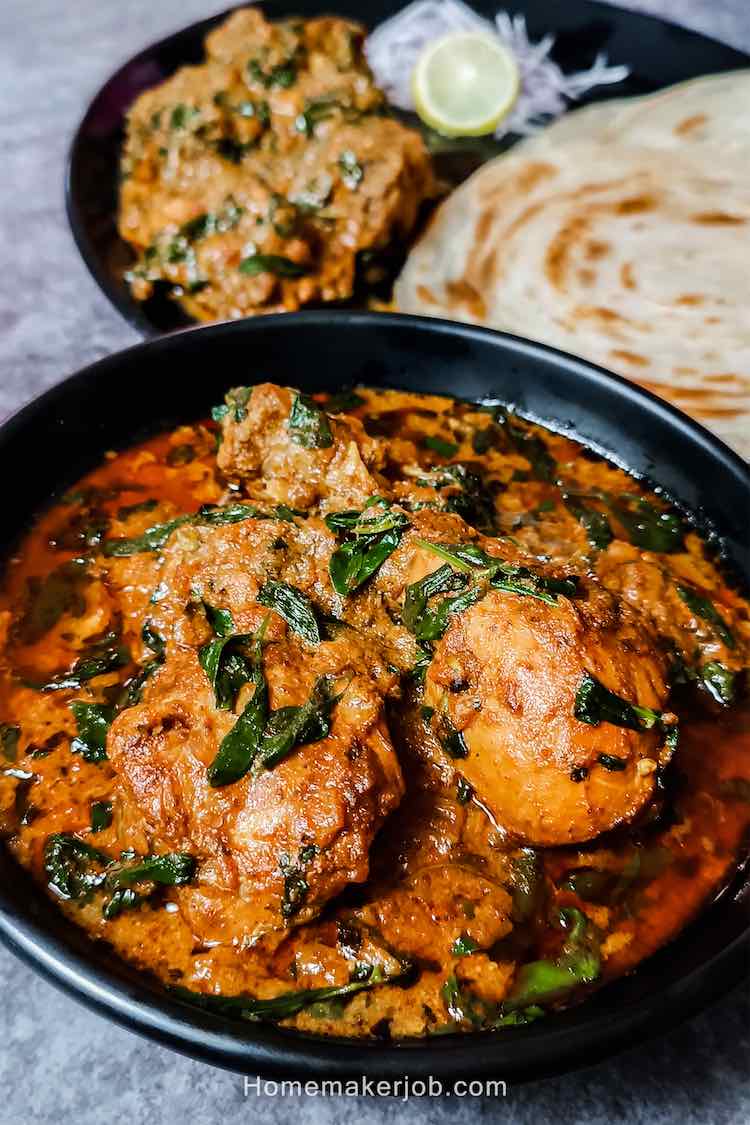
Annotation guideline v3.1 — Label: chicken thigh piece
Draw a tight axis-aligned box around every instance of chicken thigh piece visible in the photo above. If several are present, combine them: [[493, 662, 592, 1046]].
[[215, 383, 386, 509], [108, 638, 403, 946], [423, 582, 672, 846]]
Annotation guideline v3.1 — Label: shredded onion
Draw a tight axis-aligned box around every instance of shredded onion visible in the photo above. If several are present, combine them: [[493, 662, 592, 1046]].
[[366, 0, 630, 137]]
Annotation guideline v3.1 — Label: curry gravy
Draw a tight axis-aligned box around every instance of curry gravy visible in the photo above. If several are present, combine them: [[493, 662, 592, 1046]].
[[1, 385, 748, 1038]]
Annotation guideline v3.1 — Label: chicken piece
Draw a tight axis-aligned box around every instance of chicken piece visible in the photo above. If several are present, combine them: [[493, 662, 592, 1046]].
[[104, 505, 405, 945], [215, 382, 386, 509], [108, 639, 403, 946], [119, 10, 436, 321], [423, 581, 672, 846], [356, 862, 513, 965], [596, 541, 750, 674]]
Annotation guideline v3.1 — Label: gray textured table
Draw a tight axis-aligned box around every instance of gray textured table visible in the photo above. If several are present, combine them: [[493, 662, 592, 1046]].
[[0, 2, 748, 1122]]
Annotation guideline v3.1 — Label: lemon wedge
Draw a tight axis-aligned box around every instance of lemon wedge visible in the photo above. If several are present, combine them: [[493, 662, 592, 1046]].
[[412, 31, 520, 137]]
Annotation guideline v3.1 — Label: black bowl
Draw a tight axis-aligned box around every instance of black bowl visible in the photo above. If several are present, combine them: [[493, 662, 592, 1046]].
[[65, 0, 750, 337], [0, 313, 748, 1081]]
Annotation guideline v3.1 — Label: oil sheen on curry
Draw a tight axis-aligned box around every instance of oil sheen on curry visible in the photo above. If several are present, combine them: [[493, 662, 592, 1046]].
[[1, 384, 749, 1038]]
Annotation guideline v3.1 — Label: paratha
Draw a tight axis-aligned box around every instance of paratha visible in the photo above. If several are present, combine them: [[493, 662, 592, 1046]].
[[395, 73, 750, 458]]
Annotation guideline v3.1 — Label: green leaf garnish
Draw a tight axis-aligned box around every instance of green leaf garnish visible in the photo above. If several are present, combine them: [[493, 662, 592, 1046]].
[[104, 852, 196, 890], [676, 585, 735, 649], [287, 393, 334, 449], [172, 962, 402, 1024], [69, 702, 116, 763], [456, 776, 473, 805], [17, 558, 90, 643], [90, 800, 113, 833], [102, 502, 285, 556], [36, 633, 130, 693], [338, 149, 363, 189], [505, 907, 600, 1010], [256, 675, 341, 771], [562, 493, 613, 551], [239, 254, 308, 278], [451, 933, 480, 957], [498, 410, 557, 482], [701, 661, 735, 706], [43, 833, 196, 919], [326, 499, 409, 595], [258, 580, 321, 644], [248, 57, 297, 89], [43, 834, 109, 899], [325, 388, 365, 412], [434, 712, 469, 759], [197, 601, 253, 711], [207, 625, 269, 786], [423, 435, 459, 458], [102, 516, 191, 557], [574, 673, 677, 751]]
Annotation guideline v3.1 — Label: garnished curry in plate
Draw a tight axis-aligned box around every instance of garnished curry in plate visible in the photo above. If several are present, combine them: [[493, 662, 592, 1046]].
[[118, 8, 436, 321], [1, 383, 748, 1038]]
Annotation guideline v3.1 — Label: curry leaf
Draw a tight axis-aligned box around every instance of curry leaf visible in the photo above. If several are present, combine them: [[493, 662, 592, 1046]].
[[701, 661, 735, 706], [207, 628, 269, 787], [258, 581, 320, 644], [102, 888, 144, 919], [173, 964, 400, 1023], [90, 800, 113, 833], [104, 852, 196, 889], [608, 495, 684, 553], [562, 494, 613, 551], [451, 933, 480, 957], [70, 702, 115, 763], [403, 564, 468, 640], [325, 388, 365, 412], [434, 712, 469, 759], [287, 393, 334, 449], [115, 623, 166, 709], [43, 834, 109, 899], [102, 516, 191, 557], [574, 672, 664, 733], [505, 907, 600, 1010], [423, 435, 459, 458], [37, 634, 130, 692], [326, 501, 409, 596], [256, 675, 340, 770], [240, 254, 308, 278], [17, 558, 90, 643], [676, 585, 735, 649]]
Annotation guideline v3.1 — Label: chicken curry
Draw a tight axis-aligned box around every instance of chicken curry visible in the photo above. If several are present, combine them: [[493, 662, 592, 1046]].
[[118, 9, 436, 322], [1, 382, 748, 1038]]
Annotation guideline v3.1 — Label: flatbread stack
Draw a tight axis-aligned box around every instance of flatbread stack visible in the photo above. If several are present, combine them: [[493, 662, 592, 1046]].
[[395, 72, 750, 458]]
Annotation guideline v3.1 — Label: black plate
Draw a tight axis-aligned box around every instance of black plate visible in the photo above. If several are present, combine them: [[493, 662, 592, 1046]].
[[0, 312, 748, 1080], [66, 0, 750, 337]]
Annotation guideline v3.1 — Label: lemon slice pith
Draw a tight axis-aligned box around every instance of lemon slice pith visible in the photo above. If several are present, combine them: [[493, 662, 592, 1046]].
[[412, 31, 520, 138]]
